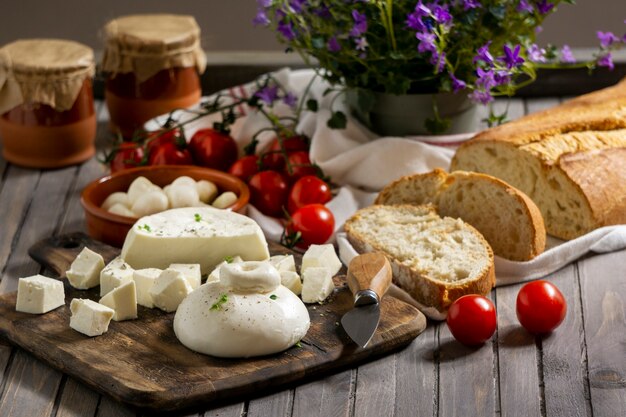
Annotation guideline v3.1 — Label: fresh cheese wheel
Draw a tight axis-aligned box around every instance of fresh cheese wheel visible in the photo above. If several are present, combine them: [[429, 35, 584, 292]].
[[121, 207, 270, 274]]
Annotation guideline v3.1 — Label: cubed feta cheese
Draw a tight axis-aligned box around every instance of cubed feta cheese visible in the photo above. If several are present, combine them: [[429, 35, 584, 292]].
[[100, 256, 134, 297], [301, 244, 342, 276], [66, 247, 105, 289], [132, 268, 161, 308], [99, 280, 137, 321], [168, 263, 201, 289], [280, 270, 302, 295], [301, 267, 335, 303], [149, 269, 192, 312], [269, 255, 296, 273], [16, 275, 65, 314], [69, 299, 114, 337]]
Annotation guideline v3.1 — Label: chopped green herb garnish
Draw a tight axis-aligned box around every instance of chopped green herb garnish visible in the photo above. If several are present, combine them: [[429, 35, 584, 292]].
[[139, 224, 151, 232], [210, 293, 229, 311], [194, 213, 202, 222], [270, 294, 278, 300], [295, 341, 302, 348], [224, 255, 234, 263]]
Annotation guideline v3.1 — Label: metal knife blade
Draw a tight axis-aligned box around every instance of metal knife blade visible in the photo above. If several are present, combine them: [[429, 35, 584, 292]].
[[340, 253, 392, 348]]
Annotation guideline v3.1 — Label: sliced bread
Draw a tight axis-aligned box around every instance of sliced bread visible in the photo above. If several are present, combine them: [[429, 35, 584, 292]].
[[375, 169, 546, 261], [344, 204, 495, 316]]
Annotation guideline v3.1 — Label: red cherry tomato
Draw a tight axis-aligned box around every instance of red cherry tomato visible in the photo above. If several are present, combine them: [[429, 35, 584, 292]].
[[284, 151, 317, 181], [261, 135, 310, 170], [248, 171, 289, 217], [228, 155, 259, 182], [188, 128, 239, 171], [287, 204, 335, 249], [148, 142, 193, 166], [110, 142, 144, 173], [446, 295, 497, 346], [144, 128, 182, 157], [516, 280, 567, 334], [287, 176, 332, 214]]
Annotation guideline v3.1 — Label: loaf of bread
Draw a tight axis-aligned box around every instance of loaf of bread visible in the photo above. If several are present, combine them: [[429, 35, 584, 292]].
[[451, 78, 626, 240], [344, 204, 495, 316], [375, 169, 546, 261]]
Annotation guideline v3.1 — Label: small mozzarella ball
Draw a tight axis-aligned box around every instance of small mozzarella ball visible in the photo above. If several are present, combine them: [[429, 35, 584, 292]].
[[196, 180, 218, 203], [108, 203, 136, 217], [101, 192, 129, 210], [166, 185, 200, 208], [131, 190, 169, 217], [172, 176, 197, 188], [212, 192, 238, 209], [127, 177, 158, 205]]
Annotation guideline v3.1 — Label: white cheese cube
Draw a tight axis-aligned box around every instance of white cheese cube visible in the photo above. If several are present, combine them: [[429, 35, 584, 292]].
[[280, 271, 302, 295], [269, 255, 296, 273], [121, 207, 270, 274], [66, 247, 105, 289], [99, 281, 137, 321], [70, 299, 114, 337], [150, 269, 193, 312], [207, 256, 243, 283], [301, 244, 342, 276], [301, 267, 335, 303], [100, 257, 134, 297], [16, 275, 65, 314], [169, 263, 201, 290], [133, 268, 161, 308]]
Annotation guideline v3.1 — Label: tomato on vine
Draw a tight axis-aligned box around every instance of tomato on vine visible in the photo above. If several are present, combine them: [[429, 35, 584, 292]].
[[109, 142, 144, 173], [188, 128, 239, 171], [284, 204, 334, 249], [248, 170, 290, 217], [287, 176, 332, 214], [148, 142, 193, 166], [229, 155, 260, 182]]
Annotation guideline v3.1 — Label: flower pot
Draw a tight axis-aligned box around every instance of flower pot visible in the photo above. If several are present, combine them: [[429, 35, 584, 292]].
[[346, 89, 480, 137]]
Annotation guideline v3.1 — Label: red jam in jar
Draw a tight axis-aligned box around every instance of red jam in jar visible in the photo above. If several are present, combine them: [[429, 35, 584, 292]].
[[0, 39, 96, 168], [102, 14, 206, 138]]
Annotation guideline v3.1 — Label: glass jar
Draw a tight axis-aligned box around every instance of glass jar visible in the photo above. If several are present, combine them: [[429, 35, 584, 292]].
[[0, 39, 96, 168], [101, 14, 207, 138]]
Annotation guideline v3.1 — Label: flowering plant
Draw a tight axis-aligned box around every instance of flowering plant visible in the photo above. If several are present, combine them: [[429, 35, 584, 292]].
[[255, 0, 625, 131]]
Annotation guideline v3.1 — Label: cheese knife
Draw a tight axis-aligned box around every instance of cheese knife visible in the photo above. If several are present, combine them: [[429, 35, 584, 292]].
[[340, 252, 392, 348]]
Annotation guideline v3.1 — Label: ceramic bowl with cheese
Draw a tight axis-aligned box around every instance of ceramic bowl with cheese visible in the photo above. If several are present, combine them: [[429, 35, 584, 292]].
[[81, 165, 249, 247]]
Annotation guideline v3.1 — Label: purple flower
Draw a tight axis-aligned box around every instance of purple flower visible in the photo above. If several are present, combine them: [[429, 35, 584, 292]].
[[462, 0, 481, 11], [416, 31, 437, 53], [469, 90, 494, 104], [597, 31, 619, 48], [255, 85, 280, 105], [527, 44, 546, 62], [350, 10, 368, 37], [535, 25, 543, 34], [315, 6, 331, 18], [449, 72, 467, 92], [432, 5, 452, 25], [494, 70, 511, 86], [517, 0, 533, 13], [253, 8, 270, 26], [430, 51, 446, 73], [354, 36, 369, 52], [277, 21, 296, 41], [327, 36, 341, 52], [405, 2, 430, 31], [473, 42, 494, 65], [289, 0, 307, 13], [499, 44, 525, 69], [283, 92, 298, 108], [257, 0, 271, 7], [597, 53, 615, 71], [476, 67, 497, 89], [536, 0, 554, 14], [560, 45, 576, 63]]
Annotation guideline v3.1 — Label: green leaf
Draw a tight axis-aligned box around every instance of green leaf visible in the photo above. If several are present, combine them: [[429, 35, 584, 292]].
[[306, 99, 319, 112], [424, 117, 451, 134], [270, 294, 278, 300], [327, 111, 347, 129], [210, 294, 229, 311]]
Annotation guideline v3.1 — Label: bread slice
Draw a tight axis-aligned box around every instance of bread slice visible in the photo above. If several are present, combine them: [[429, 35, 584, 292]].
[[344, 204, 495, 316], [375, 169, 546, 261], [451, 78, 626, 240]]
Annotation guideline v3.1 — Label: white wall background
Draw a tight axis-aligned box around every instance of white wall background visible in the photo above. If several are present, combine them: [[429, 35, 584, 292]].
[[0, 0, 624, 52]]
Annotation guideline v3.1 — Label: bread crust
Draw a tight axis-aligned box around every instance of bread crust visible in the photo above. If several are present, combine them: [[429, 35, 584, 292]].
[[376, 169, 546, 261], [344, 204, 495, 315], [451, 78, 626, 239]]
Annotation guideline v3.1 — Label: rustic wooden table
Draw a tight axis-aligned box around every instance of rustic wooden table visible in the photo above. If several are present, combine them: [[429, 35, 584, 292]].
[[0, 97, 624, 417]]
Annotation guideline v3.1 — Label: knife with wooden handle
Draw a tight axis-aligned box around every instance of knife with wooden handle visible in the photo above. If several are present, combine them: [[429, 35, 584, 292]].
[[340, 252, 392, 348]]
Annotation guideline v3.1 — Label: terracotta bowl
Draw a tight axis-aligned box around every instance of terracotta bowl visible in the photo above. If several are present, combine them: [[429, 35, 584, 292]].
[[81, 165, 249, 248]]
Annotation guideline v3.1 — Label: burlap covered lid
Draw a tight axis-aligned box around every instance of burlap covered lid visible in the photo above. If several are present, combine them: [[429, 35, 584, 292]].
[[0, 39, 95, 113], [101, 14, 207, 82]]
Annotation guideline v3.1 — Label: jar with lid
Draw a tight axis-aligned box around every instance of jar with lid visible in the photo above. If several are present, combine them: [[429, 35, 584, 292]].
[[101, 14, 207, 138], [0, 39, 96, 168]]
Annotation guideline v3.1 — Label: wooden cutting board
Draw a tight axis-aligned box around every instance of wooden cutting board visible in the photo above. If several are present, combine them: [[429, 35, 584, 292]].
[[0, 233, 426, 412]]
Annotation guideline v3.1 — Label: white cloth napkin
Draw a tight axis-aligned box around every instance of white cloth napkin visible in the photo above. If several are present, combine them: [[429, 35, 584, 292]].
[[150, 68, 626, 313]]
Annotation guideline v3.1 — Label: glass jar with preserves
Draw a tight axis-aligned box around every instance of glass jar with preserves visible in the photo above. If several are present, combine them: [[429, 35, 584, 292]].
[[0, 39, 96, 168], [101, 14, 207, 138]]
